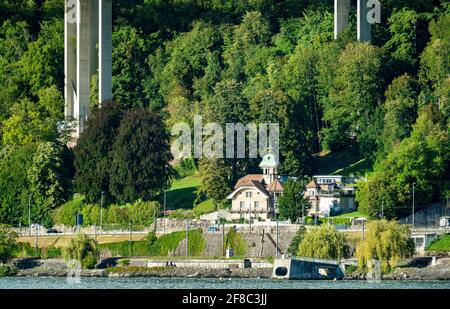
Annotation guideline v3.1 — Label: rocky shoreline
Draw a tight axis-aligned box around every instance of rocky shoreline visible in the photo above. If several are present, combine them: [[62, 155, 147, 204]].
[[16, 266, 273, 279], [14, 266, 450, 281], [7, 258, 450, 281]]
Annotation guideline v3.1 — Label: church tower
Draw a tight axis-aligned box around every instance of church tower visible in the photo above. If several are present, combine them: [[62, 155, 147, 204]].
[[259, 153, 278, 186]]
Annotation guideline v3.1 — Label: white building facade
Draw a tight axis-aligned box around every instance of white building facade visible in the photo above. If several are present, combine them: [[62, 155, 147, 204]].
[[305, 175, 357, 217]]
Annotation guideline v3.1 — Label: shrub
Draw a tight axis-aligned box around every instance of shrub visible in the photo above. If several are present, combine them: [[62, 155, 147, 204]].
[[298, 225, 348, 260], [40, 246, 62, 259], [14, 242, 38, 258], [81, 204, 101, 226], [174, 158, 197, 178], [169, 209, 194, 219], [52, 196, 84, 226], [426, 234, 450, 252], [146, 231, 157, 246], [12, 243, 62, 259], [118, 259, 130, 267], [129, 200, 160, 226], [99, 229, 204, 257], [193, 200, 216, 217], [330, 217, 352, 226], [0, 226, 17, 264], [106, 204, 130, 225], [63, 234, 99, 269], [225, 228, 246, 257], [188, 229, 206, 256], [0, 265, 18, 277], [287, 226, 306, 256]]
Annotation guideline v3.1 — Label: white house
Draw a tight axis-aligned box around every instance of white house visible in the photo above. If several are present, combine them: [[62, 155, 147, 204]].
[[226, 153, 283, 222], [305, 175, 357, 217]]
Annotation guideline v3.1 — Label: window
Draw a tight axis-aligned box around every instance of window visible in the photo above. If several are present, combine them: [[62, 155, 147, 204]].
[[246, 192, 253, 198], [254, 201, 259, 209], [240, 201, 244, 209]]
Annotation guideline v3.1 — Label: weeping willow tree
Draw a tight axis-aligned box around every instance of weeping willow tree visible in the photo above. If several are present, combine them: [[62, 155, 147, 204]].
[[63, 233, 99, 269], [297, 224, 348, 260], [356, 220, 415, 272]]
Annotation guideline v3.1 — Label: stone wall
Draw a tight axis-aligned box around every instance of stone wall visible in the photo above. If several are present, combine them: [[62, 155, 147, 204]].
[[173, 229, 298, 258]]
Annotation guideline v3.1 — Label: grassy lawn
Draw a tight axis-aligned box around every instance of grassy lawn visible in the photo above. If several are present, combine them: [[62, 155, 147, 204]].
[[18, 234, 147, 248], [312, 144, 371, 177], [164, 176, 201, 210], [332, 211, 367, 218], [426, 234, 450, 252], [193, 199, 216, 217]]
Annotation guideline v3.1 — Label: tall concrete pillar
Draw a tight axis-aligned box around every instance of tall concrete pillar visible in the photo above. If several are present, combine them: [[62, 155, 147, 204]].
[[357, 0, 372, 43], [76, 0, 92, 137], [99, 0, 113, 105], [334, 0, 350, 39], [64, 0, 77, 119], [90, 0, 99, 86], [65, 0, 112, 143]]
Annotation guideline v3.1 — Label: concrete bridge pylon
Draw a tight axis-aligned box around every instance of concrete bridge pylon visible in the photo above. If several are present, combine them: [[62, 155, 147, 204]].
[[64, 0, 112, 145]]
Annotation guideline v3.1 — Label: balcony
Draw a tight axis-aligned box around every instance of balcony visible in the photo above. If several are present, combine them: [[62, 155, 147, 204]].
[[229, 209, 269, 214]]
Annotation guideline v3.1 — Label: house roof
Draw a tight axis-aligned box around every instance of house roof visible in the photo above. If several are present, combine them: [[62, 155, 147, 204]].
[[234, 174, 265, 189], [267, 179, 284, 192], [227, 181, 270, 199], [306, 179, 320, 189]]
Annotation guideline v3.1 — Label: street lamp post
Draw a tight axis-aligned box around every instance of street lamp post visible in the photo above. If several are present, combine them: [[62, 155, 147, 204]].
[[34, 224, 39, 256], [153, 206, 156, 232], [100, 191, 104, 233], [362, 220, 365, 243], [275, 211, 279, 258], [28, 193, 32, 237], [185, 219, 189, 257], [163, 190, 167, 235], [412, 183, 416, 229], [248, 193, 252, 232]]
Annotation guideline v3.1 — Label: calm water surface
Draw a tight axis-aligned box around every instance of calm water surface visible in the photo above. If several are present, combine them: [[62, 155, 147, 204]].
[[1, 277, 449, 289]]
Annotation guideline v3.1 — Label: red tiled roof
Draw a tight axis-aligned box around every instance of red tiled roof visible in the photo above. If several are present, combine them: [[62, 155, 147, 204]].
[[306, 179, 320, 189], [234, 174, 265, 189], [267, 179, 283, 192]]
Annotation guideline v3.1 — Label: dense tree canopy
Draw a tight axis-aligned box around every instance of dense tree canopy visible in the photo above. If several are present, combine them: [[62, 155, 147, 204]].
[[277, 178, 310, 222], [0, 0, 449, 225], [74, 101, 125, 203], [297, 225, 348, 260], [109, 109, 173, 203], [356, 220, 415, 272]]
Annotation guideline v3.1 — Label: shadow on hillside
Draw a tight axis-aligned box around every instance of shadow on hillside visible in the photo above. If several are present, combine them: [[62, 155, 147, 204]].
[[312, 144, 371, 176], [164, 187, 198, 210]]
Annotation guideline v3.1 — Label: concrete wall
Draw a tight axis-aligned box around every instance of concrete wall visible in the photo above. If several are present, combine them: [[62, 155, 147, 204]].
[[273, 257, 345, 280], [146, 259, 272, 269]]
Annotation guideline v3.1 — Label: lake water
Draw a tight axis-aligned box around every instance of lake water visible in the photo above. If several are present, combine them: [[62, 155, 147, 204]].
[[1, 277, 449, 289]]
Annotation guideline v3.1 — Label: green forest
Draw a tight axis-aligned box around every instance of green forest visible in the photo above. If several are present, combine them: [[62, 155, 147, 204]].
[[0, 0, 449, 227]]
